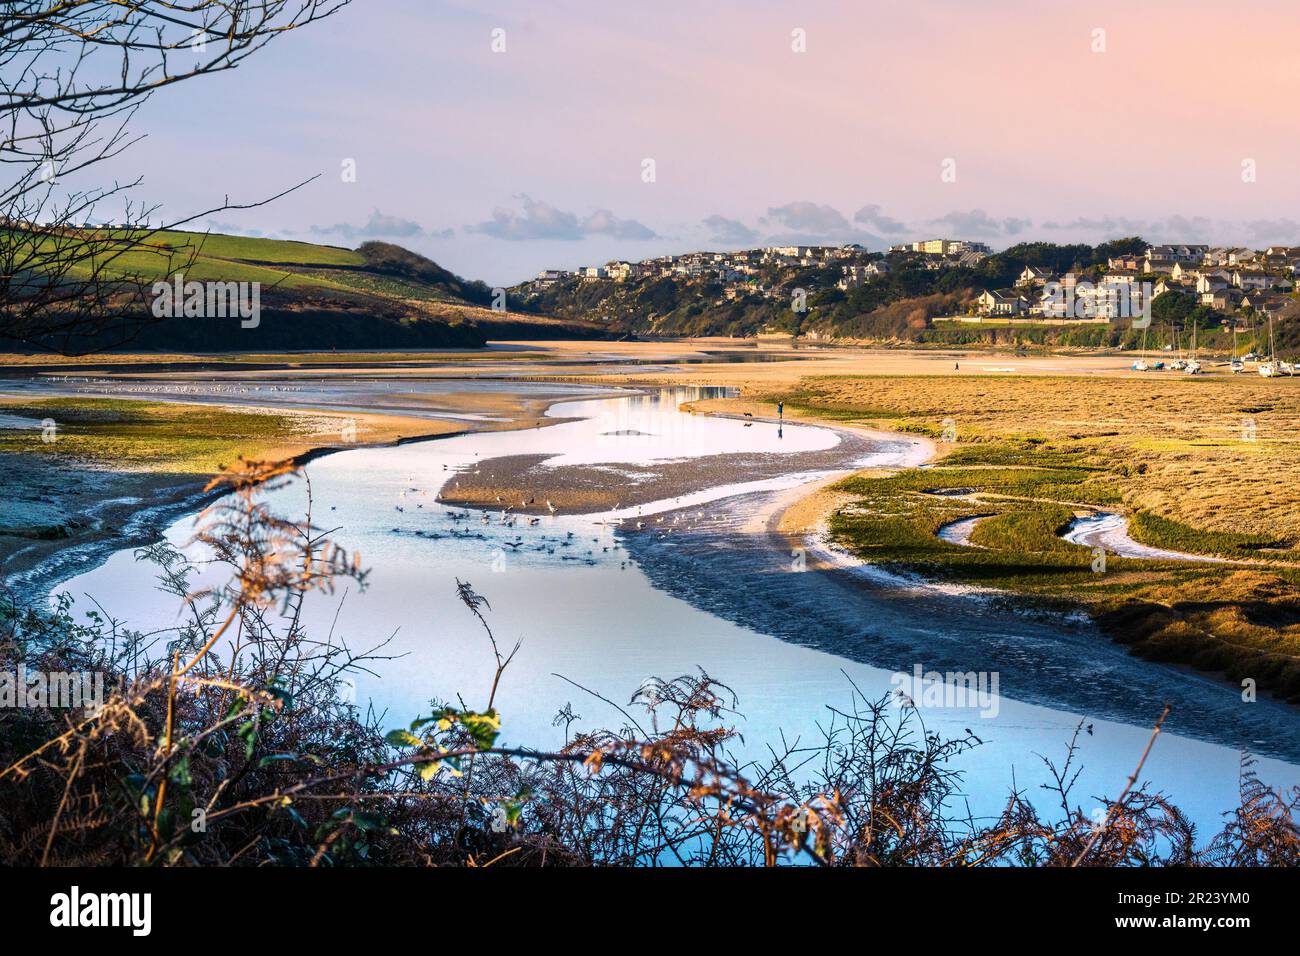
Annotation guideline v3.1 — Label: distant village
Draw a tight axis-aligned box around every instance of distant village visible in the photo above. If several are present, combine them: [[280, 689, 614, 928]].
[[528, 239, 1300, 325], [529, 239, 990, 300], [978, 244, 1298, 324]]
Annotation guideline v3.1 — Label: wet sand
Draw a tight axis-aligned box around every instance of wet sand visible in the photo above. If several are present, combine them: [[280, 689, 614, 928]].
[[436, 435, 877, 515]]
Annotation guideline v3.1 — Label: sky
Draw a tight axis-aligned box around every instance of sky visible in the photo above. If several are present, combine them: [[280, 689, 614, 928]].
[[83, 0, 1300, 286]]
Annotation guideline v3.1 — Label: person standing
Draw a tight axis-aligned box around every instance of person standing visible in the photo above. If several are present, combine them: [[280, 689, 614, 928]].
[[777, 400, 784, 420]]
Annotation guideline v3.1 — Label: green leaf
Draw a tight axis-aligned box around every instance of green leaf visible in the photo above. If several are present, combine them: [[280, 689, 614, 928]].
[[351, 812, 386, 832], [168, 755, 192, 786], [257, 753, 302, 768], [385, 729, 423, 748]]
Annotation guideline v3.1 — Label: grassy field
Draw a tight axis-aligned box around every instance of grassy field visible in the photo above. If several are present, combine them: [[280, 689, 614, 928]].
[[758, 373, 1300, 702], [0, 397, 348, 473], [776, 373, 1300, 542], [5, 227, 608, 353], [53, 229, 365, 290], [135, 230, 364, 266]]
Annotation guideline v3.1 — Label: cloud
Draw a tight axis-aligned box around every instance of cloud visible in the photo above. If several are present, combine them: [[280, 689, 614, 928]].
[[1041, 216, 1147, 233], [702, 214, 759, 245], [761, 201, 853, 236], [853, 204, 907, 234], [1040, 212, 1300, 246], [581, 208, 657, 240], [468, 195, 656, 241], [1241, 218, 1300, 244], [200, 220, 264, 237], [311, 209, 428, 240], [931, 209, 1031, 238]]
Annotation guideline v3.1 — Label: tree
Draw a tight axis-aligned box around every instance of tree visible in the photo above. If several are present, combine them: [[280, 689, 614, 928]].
[[1151, 290, 1195, 328], [1187, 304, 1226, 331], [1, 1, 350, 354]]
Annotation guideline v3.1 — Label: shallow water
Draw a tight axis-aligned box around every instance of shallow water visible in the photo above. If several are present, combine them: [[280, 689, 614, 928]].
[[2, 374, 608, 422], [53, 385, 1300, 834], [1062, 511, 1228, 563], [936, 515, 988, 547]]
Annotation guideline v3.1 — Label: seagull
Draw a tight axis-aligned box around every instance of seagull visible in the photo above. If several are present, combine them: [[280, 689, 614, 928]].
[[546, 500, 557, 515]]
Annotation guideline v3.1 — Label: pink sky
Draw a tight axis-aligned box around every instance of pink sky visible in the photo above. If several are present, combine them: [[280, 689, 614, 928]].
[[102, 0, 1300, 283]]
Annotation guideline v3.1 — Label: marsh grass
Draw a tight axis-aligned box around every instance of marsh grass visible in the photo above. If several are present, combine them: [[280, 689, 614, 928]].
[[775, 375, 1300, 702], [0, 398, 312, 473]]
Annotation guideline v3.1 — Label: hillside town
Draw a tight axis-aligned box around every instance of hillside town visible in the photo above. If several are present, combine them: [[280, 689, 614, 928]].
[[528, 239, 992, 299], [527, 239, 1300, 325], [978, 244, 1298, 323]]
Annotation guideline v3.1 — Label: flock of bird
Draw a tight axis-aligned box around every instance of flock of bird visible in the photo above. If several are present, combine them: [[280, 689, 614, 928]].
[[39, 376, 306, 397], [368, 464, 729, 571]]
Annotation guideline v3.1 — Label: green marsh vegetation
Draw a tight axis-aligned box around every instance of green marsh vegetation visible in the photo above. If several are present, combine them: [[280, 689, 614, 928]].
[[771, 374, 1300, 702], [0, 398, 312, 474]]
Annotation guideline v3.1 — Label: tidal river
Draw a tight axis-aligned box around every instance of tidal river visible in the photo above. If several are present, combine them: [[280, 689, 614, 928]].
[[53, 384, 1300, 833]]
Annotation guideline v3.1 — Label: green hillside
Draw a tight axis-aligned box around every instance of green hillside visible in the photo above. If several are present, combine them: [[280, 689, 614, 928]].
[[8, 229, 606, 353]]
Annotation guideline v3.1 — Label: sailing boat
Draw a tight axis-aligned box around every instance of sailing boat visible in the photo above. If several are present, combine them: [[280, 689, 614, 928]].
[[1230, 318, 1244, 373], [1170, 320, 1188, 370], [1184, 316, 1202, 374], [1132, 314, 1156, 371], [1259, 311, 1281, 377]]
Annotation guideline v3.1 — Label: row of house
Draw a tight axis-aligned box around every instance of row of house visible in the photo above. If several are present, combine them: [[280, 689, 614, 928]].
[[888, 239, 992, 256], [1110, 244, 1300, 275], [978, 245, 1299, 320], [978, 275, 1153, 321], [532, 237, 993, 297]]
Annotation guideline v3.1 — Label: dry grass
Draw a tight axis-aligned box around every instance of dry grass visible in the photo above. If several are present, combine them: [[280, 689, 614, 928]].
[[751, 373, 1300, 700], [773, 374, 1300, 543]]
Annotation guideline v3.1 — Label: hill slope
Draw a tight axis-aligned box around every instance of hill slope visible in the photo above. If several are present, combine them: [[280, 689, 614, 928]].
[[16, 231, 606, 352]]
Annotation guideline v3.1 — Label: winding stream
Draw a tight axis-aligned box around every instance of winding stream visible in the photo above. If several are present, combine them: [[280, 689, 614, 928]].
[[1062, 511, 1230, 562], [48, 384, 1300, 832]]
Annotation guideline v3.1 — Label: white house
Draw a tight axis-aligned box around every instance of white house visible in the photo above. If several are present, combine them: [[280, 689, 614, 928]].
[[1233, 270, 1278, 290], [1017, 265, 1054, 287], [1195, 271, 1231, 294], [977, 289, 1026, 316]]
